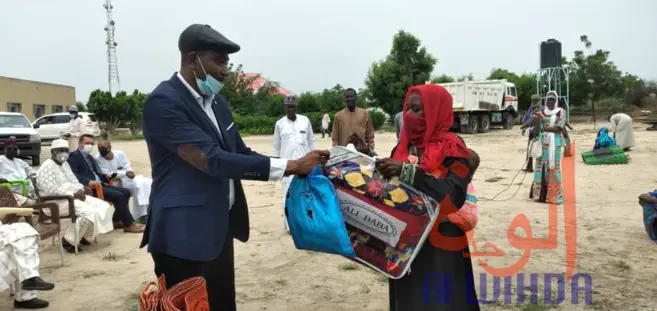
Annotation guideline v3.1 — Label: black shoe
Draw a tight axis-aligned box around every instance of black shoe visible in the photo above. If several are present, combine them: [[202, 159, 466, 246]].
[[61, 239, 82, 253], [21, 277, 55, 291], [14, 298, 49, 309], [80, 238, 91, 246]]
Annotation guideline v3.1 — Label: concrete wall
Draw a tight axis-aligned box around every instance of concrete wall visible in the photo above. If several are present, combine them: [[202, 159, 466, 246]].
[[0, 76, 76, 121]]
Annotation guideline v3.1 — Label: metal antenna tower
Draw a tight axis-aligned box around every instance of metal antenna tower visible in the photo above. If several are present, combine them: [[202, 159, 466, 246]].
[[103, 0, 120, 94]]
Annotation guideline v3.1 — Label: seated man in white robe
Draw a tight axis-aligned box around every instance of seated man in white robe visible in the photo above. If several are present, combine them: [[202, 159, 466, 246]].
[[36, 139, 115, 253], [1, 215, 55, 309], [94, 140, 151, 223], [0, 138, 37, 206]]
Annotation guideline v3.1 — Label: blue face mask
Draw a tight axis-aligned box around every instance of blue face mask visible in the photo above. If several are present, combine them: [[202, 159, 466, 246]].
[[194, 55, 224, 97]]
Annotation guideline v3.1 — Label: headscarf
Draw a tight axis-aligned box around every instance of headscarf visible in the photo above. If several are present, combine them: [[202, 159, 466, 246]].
[[393, 84, 471, 173], [530, 94, 542, 108], [594, 127, 616, 150], [541, 91, 564, 169]]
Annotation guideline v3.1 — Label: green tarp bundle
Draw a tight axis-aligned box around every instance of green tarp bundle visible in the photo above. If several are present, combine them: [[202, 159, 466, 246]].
[[581, 146, 629, 165]]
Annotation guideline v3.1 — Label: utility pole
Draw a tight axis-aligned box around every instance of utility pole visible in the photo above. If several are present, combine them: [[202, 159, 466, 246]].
[[103, 0, 120, 94]]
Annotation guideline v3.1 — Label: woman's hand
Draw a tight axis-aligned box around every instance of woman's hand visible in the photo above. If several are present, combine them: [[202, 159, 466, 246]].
[[375, 158, 404, 178]]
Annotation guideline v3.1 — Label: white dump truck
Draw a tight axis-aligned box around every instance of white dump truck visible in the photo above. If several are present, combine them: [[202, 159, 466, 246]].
[[430, 79, 519, 134]]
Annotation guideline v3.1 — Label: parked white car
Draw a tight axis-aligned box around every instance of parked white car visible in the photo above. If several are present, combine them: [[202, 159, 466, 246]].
[[0, 112, 42, 165], [32, 112, 101, 141]]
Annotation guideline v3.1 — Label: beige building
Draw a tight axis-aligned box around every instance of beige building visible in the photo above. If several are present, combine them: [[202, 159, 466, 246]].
[[0, 76, 76, 121]]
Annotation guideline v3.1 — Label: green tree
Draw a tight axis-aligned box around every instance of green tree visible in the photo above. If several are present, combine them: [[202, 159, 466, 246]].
[[126, 89, 147, 137], [221, 64, 259, 115], [430, 74, 455, 84], [86, 89, 132, 136], [297, 92, 319, 114], [365, 30, 437, 115], [488, 68, 536, 110], [568, 35, 625, 125], [75, 101, 86, 112]]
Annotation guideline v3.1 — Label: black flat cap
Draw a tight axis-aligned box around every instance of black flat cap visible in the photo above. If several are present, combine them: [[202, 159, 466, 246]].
[[178, 24, 240, 54]]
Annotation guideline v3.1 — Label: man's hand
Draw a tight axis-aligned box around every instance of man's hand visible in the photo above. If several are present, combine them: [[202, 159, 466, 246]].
[[286, 150, 330, 176], [347, 133, 365, 146], [521, 129, 526, 136], [126, 171, 136, 179], [74, 190, 86, 201], [375, 158, 404, 178], [348, 134, 370, 154], [87, 181, 100, 189]]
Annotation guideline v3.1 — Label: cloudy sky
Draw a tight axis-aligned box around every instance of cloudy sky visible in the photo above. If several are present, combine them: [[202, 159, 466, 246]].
[[1, 0, 656, 101]]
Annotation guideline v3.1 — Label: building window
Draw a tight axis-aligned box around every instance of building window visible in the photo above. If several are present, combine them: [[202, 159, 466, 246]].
[[33, 104, 46, 119], [7, 102, 21, 113], [53, 105, 64, 113]]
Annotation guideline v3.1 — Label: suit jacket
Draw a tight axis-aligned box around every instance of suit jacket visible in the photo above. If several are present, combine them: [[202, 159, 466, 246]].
[[67, 149, 109, 185], [140, 73, 273, 261]]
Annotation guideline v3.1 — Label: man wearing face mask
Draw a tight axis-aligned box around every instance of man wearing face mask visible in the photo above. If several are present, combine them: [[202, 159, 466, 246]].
[[140, 24, 329, 310], [95, 140, 152, 223], [0, 138, 37, 206], [272, 95, 316, 232], [67, 134, 143, 233], [36, 139, 115, 253], [67, 105, 84, 151]]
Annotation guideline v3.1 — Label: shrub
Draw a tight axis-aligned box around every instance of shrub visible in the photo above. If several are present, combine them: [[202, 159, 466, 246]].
[[369, 110, 386, 130], [233, 109, 386, 135], [233, 114, 278, 135]]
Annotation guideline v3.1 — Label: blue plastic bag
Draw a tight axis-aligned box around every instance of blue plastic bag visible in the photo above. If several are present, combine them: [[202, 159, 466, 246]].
[[285, 166, 356, 257]]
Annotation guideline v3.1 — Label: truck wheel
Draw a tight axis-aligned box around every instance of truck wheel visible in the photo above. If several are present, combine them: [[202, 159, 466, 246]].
[[32, 156, 40, 166], [503, 113, 514, 130], [464, 117, 479, 134], [479, 115, 491, 133]]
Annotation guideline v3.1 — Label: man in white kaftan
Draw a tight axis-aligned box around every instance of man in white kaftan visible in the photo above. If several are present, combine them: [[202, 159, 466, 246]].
[[35, 139, 114, 253], [94, 140, 151, 221], [67, 105, 85, 151], [272, 95, 316, 232], [0, 139, 36, 206], [1, 219, 54, 309], [321, 109, 331, 138], [609, 113, 636, 151]]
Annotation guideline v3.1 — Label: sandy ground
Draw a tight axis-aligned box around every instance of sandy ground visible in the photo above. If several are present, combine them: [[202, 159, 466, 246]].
[[2, 124, 657, 311]]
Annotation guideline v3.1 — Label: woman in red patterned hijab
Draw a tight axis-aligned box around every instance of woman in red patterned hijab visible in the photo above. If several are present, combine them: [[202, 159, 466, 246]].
[[376, 84, 480, 311]]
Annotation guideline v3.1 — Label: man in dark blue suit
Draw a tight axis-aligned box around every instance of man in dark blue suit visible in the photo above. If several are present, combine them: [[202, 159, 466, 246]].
[[67, 134, 144, 233], [140, 24, 329, 310]]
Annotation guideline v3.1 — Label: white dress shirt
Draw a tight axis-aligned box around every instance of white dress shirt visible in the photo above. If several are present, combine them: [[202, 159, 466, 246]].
[[176, 73, 288, 209]]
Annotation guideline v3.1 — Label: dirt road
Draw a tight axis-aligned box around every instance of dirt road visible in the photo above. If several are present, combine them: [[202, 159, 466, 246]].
[[3, 125, 656, 310]]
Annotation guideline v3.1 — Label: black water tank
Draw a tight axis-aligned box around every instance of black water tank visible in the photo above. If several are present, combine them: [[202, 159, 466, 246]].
[[540, 39, 562, 69]]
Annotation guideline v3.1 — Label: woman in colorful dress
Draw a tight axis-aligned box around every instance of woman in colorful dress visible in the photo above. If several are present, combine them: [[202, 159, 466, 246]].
[[375, 84, 480, 311], [530, 91, 566, 204]]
